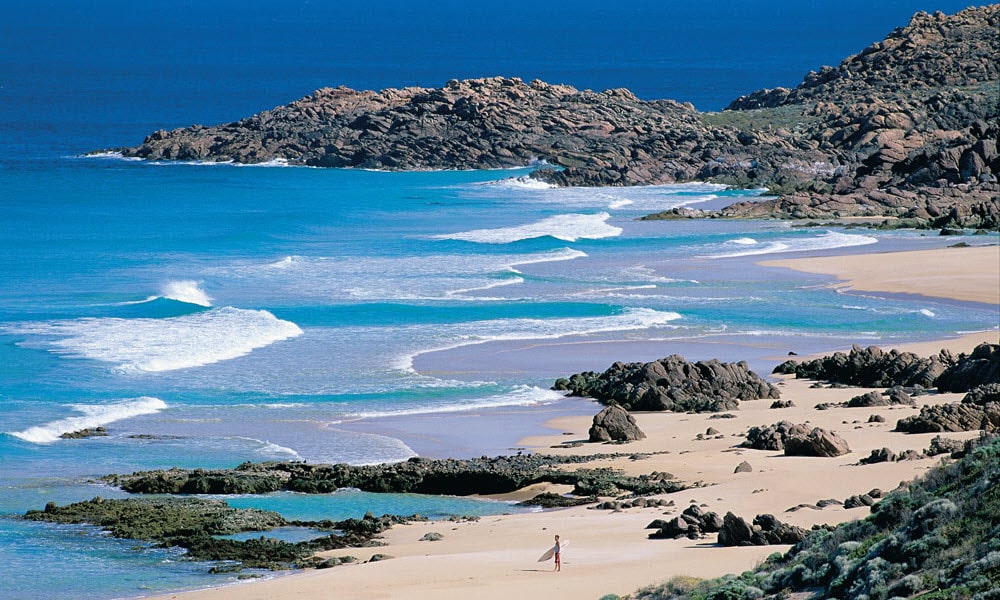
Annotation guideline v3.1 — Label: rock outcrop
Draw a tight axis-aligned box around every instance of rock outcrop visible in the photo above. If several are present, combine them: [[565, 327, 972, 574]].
[[554, 354, 780, 413], [101, 454, 689, 499], [935, 343, 1000, 393], [895, 383, 1000, 433], [23, 496, 416, 571], [107, 6, 1000, 229], [773, 344, 955, 388], [589, 404, 646, 442]]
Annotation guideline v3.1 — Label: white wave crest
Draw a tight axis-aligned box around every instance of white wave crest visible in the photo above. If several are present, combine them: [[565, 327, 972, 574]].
[[9, 307, 303, 372], [730, 237, 759, 245], [707, 231, 878, 258], [340, 385, 565, 420], [8, 397, 168, 443], [219, 248, 587, 302], [399, 307, 682, 372], [919, 309, 936, 318], [232, 437, 304, 460], [161, 280, 212, 307], [434, 212, 622, 243]]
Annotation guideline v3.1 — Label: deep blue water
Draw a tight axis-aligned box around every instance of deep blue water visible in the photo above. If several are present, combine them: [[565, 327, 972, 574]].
[[0, 2, 995, 599]]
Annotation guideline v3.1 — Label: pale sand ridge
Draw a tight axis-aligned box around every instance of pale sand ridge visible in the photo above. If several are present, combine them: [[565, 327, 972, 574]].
[[760, 245, 1000, 305]]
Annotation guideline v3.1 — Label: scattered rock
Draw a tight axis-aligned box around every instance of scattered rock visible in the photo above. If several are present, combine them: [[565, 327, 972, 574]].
[[419, 532, 443, 542], [770, 399, 795, 409], [734, 461, 753, 474]]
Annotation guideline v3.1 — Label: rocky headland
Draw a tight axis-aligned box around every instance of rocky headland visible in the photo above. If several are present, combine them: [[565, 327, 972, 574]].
[[111, 6, 999, 229]]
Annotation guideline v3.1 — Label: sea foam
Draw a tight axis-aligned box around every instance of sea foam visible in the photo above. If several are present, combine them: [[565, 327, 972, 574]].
[[399, 307, 682, 372], [707, 231, 878, 258], [343, 385, 565, 420], [9, 307, 303, 372], [434, 212, 622, 243], [8, 397, 168, 443], [160, 280, 212, 307]]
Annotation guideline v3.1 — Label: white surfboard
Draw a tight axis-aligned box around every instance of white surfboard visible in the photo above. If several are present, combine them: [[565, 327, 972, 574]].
[[537, 539, 568, 562]]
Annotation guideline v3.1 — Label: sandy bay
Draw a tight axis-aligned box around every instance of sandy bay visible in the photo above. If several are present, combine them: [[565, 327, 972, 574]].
[[148, 242, 998, 600]]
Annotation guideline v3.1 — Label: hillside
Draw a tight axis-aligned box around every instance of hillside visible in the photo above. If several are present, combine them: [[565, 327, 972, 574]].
[[113, 6, 999, 227], [627, 434, 1000, 600]]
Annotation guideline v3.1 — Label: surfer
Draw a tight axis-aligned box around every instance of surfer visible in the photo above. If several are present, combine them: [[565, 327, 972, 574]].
[[553, 534, 561, 572]]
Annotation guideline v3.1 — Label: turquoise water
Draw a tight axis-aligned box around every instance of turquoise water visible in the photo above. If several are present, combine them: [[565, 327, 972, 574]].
[[1, 160, 995, 598], [1, 1, 995, 598]]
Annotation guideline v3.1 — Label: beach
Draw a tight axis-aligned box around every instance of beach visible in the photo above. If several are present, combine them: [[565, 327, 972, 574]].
[[150, 244, 998, 600]]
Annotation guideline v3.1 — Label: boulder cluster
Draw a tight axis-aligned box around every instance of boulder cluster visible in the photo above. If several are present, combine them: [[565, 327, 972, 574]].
[[717, 512, 808, 547], [647, 504, 723, 540], [554, 354, 780, 413], [743, 421, 851, 457]]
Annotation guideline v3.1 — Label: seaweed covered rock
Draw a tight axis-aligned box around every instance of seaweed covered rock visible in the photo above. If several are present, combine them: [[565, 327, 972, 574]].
[[773, 344, 954, 388], [555, 354, 780, 412], [24, 497, 420, 571], [589, 404, 646, 442], [103, 454, 691, 498]]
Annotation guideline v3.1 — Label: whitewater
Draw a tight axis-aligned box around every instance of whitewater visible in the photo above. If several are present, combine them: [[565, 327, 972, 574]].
[[1, 1, 993, 598]]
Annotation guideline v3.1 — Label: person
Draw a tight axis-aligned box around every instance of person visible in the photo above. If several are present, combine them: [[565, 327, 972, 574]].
[[553, 534, 561, 572]]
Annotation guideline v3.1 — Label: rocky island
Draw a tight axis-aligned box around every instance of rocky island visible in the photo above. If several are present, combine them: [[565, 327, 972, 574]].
[[113, 6, 998, 228]]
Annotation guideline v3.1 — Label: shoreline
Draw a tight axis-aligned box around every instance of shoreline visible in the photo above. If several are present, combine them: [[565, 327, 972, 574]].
[[759, 245, 1000, 306], [147, 242, 997, 600]]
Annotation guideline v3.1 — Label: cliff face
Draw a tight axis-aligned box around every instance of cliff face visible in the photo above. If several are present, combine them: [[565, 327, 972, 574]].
[[117, 6, 999, 226]]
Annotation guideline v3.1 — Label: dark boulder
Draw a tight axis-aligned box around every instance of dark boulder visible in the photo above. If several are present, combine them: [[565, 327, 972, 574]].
[[589, 404, 646, 442], [784, 427, 851, 457], [935, 344, 999, 392]]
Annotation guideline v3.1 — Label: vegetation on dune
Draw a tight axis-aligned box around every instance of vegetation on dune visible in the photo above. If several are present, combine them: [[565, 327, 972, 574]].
[[627, 434, 1000, 600]]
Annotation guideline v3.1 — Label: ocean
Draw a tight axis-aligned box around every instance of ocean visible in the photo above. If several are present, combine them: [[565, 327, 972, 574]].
[[0, 1, 994, 598]]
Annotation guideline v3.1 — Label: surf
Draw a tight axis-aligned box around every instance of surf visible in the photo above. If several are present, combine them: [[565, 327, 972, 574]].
[[8, 397, 168, 443], [7, 307, 303, 372], [433, 212, 623, 243]]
